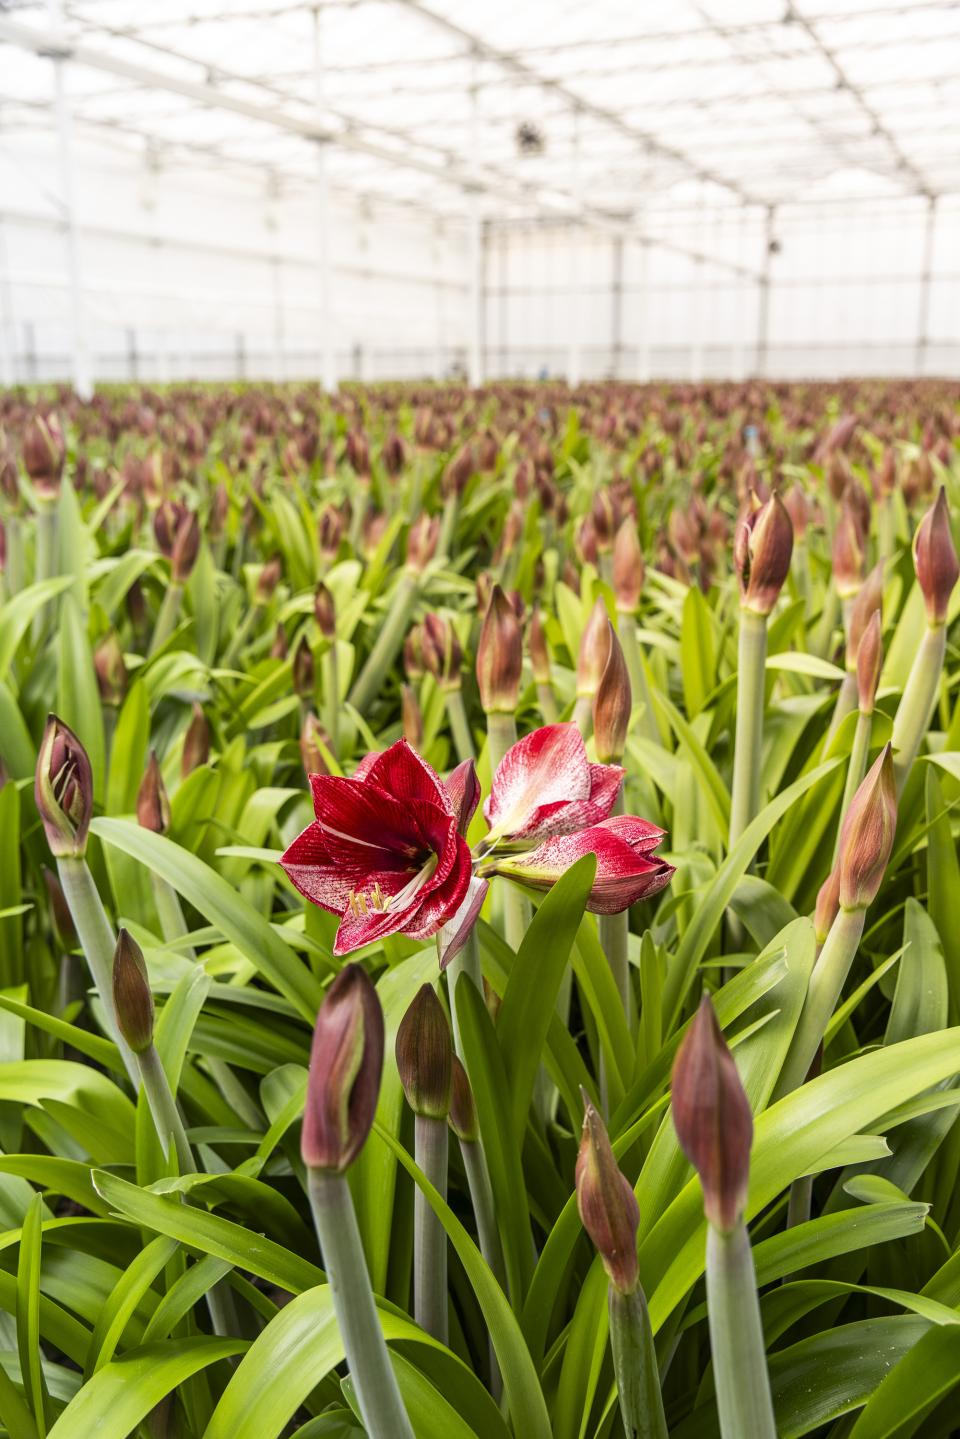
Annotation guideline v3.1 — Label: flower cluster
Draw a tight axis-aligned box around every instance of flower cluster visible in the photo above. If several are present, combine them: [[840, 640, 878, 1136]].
[[280, 721, 673, 956]]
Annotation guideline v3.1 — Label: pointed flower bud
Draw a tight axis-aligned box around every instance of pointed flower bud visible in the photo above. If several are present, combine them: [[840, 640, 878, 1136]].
[[401, 683, 423, 747], [593, 622, 631, 764], [783, 483, 809, 541], [476, 584, 523, 713], [314, 581, 336, 638], [612, 518, 644, 614], [406, 514, 440, 573], [845, 562, 883, 671], [293, 636, 315, 698], [914, 487, 959, 625], [181, 702, 210, 778], [112, 929, 154, 1055], [302, 963, 384, 1172], [672, 995, 753, 1233], [814, 865, 841, 947], [836, 743, 896, 910], [856, 609, 882, 713], [300, 712, 332, 778], [256, 554, 283, 604], [576, 1095, 640, 1295], [576, 598, 612, 700], [171, 510, 201, 584], [733, 492, 794, 615], [93, 630, 128, 708], [832, 499, 865, 600], [528, 606, 551, 685], [395, 983, 452, 1120], [137, 751, 171, 834], [35, 715, 93, 858], [22, 412, 65, 498], [422, 613, 463, 690], [448, 1055, 478, 1143]]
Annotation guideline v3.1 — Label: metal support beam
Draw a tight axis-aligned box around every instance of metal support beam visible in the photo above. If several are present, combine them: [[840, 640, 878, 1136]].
[[610, 236, 623, 380], [755, 204, 776, 378], [312, 6, 336, 393], [916, 193, 937, 375], [49, 0, 92, 397]]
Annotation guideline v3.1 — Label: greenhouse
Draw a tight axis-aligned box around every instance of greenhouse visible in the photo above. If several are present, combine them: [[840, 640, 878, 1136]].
[[0, 3, 959, 1437]]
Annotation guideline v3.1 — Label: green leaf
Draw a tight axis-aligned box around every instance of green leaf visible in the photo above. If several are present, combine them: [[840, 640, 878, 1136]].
[[848, 1321, 960, 1437], [0, 1063, 133, 1165], [106, 681, 150, 818], [87, 1236, 179, 1376], [679, 585, 717, 718], [17, 1196, 49, 1435], [0, 577, 74, 681], [57, 593, 106, 805]]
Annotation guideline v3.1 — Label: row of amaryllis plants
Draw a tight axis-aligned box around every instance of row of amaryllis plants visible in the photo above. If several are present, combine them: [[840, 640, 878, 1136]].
[[1, 379, 960, 1439]]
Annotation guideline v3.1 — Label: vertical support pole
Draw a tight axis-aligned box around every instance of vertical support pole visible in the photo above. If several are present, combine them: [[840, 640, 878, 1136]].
[[467, 53, 483, 389], [566, 105, 582, 387], [312, 5, 336, 393], [271, 255, 285, 381], [49, 0, 92, 397], [235, 333, 246, 379], [0, 217, 15, 386], [637, 240, 651, 382], [610, 235, 623, 379], [755, 203, 776, 378], [126, 327, 138, 381], [498, 228, 509, 379], [916, 193, 937, 377]]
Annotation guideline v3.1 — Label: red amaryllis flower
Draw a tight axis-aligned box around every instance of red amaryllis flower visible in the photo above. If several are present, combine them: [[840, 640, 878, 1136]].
[[281, 739, 472, 955], [483, 722, 623, 844], [482, 814, 672, 914]]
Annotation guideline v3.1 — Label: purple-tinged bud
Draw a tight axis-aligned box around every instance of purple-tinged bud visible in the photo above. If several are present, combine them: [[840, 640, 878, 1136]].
[[43, 867, 77, 950], [293, 637, 315, 699], [832, 499, 865, 600], [476, 583, 523, 714], [528, 606, 551, 685], [300, 712, 332, 778], [576, 598, 612, 700], [382, 430, 407, 477], [576, 1095, 640, 1295], [814, 866, 841, 948], [836, 743, 896, 910], [395, 983, 452, 1120], [181, 702, 210, 778], [612, 519, 644, 615], [404, 624, 425, 681], [401, 683, 423, 747], [171, 510, 201, 584], [733, 492, 794, 615], [256, 554, 282, 604], [406, 514, 440, 573], [448, 1055, 478, 1143], [35, 715, 93, 858], [845, 562, 883, 671], [421, 613, 463, 690], [783, 483, 809, 541], [442, 443, 474, 498], [154, 499, 186, 559], [302, 963, 384, 1172], [112, 928, 154, 1055], [314, 581, 336, 638], [209, 482, 229, 539], [593, 622, 631, 764], [592, 491, 616, 554], [137, 751, 171, 834], [345, 428, 370, 477], [914, 487, 959, 625], [93, 630, 128, 708], [856, 610, 882, 713], [671, 994, 753, 1233], [22, 412, 65, 499], [317, 505, 345, 560], [127, 577, 147, 631]]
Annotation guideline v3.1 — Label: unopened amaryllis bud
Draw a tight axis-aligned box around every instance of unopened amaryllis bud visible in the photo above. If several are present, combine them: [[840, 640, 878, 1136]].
[[856, 609, 882, 713], [845, 562, 883, 671], [671, 994, 753, 1234], [171, 510, 201, 583], [576, 598, 612, 700], [442, 443, 474, 497], [317, 505, 345, 559], [271, 622, 289, 660], [404, 625, 425, 680], [181, 702, 210, 778], [447, 1054, 478, 1143], [832, 499, 865, 600], [528, 606, 551, 685], [314, 581, 336, 638], [112, 928, 154, 1055], [302, 963, 384, 1172], [576, 1095, 640, 1295], [300, 712, 331, 778], [612, 518, 644, 614], [395, 984, 452, 1120], [43, 866, 77, 950], [256, 554, 282, 604], [914, 487, 959, 625], [836, 743, 896, 910], [593, 622, 631, 764], [137, 751, 171, 834], [382, 430, 407, 477], [733, 492, 794, 615], [476, 583, 523, 713], [154, 499, 184, 558], [35, 715, 93, 859], [293, 637, 315, 698], [401, 683, 423, 747], [22, 412, 65, 497], [814, 866, 841, 947], [345, 428, 370, 477], [783, 483, 809, 541], [93, 630, 127, 707], [406, 514, 440, 573], [422, 613, 462, 690]]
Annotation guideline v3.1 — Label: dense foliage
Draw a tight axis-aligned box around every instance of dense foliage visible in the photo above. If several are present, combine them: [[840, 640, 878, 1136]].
[[1, 376, 960, 1438]]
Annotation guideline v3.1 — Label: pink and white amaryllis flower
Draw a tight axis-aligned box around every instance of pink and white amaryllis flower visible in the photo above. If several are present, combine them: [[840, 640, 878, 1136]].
[[280, 739, 472, 955], [480, 815, 673, 914], [483, 722, 624, 845]]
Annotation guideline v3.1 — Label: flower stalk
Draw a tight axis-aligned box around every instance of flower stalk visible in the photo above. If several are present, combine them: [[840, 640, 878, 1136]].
[[348, 571, 419, 714], [705, 1223, 777, 1439]]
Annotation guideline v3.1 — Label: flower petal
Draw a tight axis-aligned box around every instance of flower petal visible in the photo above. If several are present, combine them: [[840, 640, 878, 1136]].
[[280, 822, 354, 913], [404, 834, 473, 941], [437, 875, 489, 970], [445, 758, 481, 835], [489, 824, 674, 914], [483, 723, 593, 840], [362, 738, 453, 814], [599, 813, 666, 853]]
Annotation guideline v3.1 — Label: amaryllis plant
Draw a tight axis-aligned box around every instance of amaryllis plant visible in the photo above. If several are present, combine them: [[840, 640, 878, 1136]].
[[280, 722, 673, 956]]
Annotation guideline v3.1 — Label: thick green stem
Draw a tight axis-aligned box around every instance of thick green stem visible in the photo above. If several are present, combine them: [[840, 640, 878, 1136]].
[[148, 581, 184, 658], [729, 608, 768, 853], [6, 514, 24, 595], [413, 1115, 448, 1343], [32, 503, 59, 640], [438, 494, 458, 559], [608, 1284, 669, 1439], [222, 602, 261, 668], [307, 1169, 415, 1439], [56, 856, 138, 1084], [833, 708, 872, 864], [599, 791, 630, 1016], [786, 1175, 814, 1229], [705, 1222, 776, 1439], [891, 622, 946, 797], [461, 1136, 505, 1399], [877, 497, 895, 564], [138, 1043, 196, 1175], [774, 905, 866, 1098], [348, 572, 418, 713], [487, 712, 530, 951], [535, 681, 558, 725], [446, 931, 483, 1064], [619, 619, 659, 748], [444, 687, 474, 763], [824, 672, 857, 750], [321, 644, 340, 757]]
